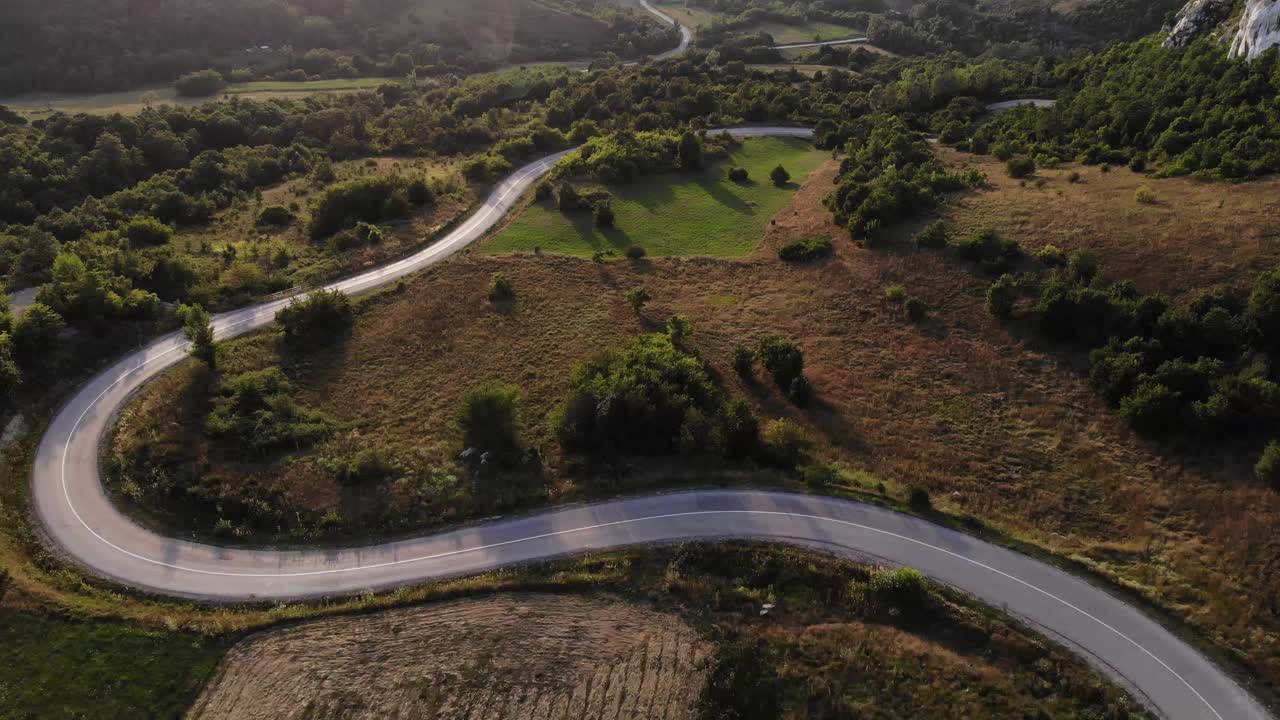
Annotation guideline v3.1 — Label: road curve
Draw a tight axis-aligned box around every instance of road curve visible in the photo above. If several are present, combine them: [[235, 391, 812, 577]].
[[26, 124, 1271, 720], [638, 0, 694, 61]]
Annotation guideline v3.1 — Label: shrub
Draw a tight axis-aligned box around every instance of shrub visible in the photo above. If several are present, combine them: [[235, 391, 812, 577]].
[[697, 639, 781, 720], [787, 375, 813, 406], [178, 303, 215, 367], [1119, 381, 1181, 434], [406, 177, 434, 206], [762, 418, 812, 467], [123, 216, 173, 246], [801, 462, 839, 488], [625, 286, 651, 313], [534, 181, 554, 202], [335, 448, 399, 486], [1128, 154, 1147, 173], [458, 382, 522, 455], [1067, 170, 1081, 183], [1035, 244, 1066, 266], [256, 205, 294, 227], [593, 200, 615, 229], [732, 345, 754, 379], [307, 176, 410, 239], [777, 236, 832, 262], [10, 303, 63, 370], [913, 220, 948, 249], [907, 485, 932, 511], [554, 332, 744, 458], [986, 274, 1020, 319], [1066, 249, 1100, 282], [728, 167, 749, 182], [884, 284, 906, 303], [769, 164, 791, 187], [276, 289, 354, 349], [757, 335, 804, 389], [957, 228, 1019, 270], [904, 297, 928, 322], [174, 69, 225, 97], [487, 272, 515, 302], [206, 367, 336, 452], [1135, 185, 1157, 204], [1256, 441, 1280, 489], [869, 567, 929, 610], [558, 182, 589, 211], [624, 244, 647, 260], [0, 334, 19, 400], [1006, 156, 1036, 178]]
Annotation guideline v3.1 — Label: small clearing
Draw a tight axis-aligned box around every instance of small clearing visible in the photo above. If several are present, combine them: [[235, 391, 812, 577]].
[[187, 594, 710, 720], [484, 136, 828, 257]]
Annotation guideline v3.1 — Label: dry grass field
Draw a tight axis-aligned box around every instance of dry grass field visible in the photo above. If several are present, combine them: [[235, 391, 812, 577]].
[[188, 594, 710, 720], [113, 154, 1280, 693]]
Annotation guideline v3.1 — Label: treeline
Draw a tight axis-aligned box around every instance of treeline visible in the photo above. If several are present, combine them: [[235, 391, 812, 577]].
[[970, 235, 1280, 481], [0, 0, 677, 96], [976, 38, 1280, 179]]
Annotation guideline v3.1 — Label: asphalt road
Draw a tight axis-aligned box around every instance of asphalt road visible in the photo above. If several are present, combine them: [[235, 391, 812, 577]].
[[986, 98, 1058, 111], [637, 0, 693, 60], [771, 37, 869, 50], [26, 122, 1272, 720]]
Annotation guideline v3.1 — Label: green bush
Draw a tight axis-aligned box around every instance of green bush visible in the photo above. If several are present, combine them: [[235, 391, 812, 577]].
[[256, 205, 294, 227], [178, 303, 215, 368], [123, 216, 173, 246], [732, 345, 754, 379], [1118, 381, 1181, 434], [206, 367, 336, 452], [728, 167, 749, 182], [1035, 244, 1066, 266], [458, 382, 522, 455], [488, 272, 515, 302], [1006, 156, 1035, 178], [868, 567, 930, 610], [697, 638, 781, 720], [174, 69, 224, 97], [904, 297, 928, 322], [913, 220, 948, 249], [406, 177, 434, 206], [593, 199, 615, 229], [907, 485, 931, 511], [307, 176, 410, 240], [757, 335, 804, 389], [335, 448, 399, 486], [884, 284, 906, 303], [554, 331, 755, 459], [624, 244, 647, 260], [957, 228, 1019, 266], [1134, 185, 1157, 204], [1256, 441, 1280, 489], [10, 303, 63, 371], [770, 164, 791, 187], [276, 289, 354, 349], [778, 236, 832, 263], [986, 274, 1020, 319], [625, 286, 651, 313], [761, 418, 811, 467]]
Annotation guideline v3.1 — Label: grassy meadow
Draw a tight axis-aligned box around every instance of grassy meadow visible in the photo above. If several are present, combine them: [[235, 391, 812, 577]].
[[484, 136, 828, 257]]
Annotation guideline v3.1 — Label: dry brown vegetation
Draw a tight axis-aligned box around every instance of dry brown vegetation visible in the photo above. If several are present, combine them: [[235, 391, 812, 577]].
[[115, 156, 1280, 692], [189, 594, 710, 720]]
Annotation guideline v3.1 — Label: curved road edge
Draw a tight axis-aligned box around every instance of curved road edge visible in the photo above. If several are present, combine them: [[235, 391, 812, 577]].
[[27, 122, 1271, 720]]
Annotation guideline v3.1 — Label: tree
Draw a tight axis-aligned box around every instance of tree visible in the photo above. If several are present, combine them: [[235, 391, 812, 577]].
[[594, 199, 615, 229], [697, 638, 781, 720], [728, 167, 749, 182], [986, 274, 1020, 319], [0, 333, 21, 402], [458, 382, 522, 455], [276, 290, 354, 349], [666, 314, 693, 349], [10, 303, 64, 371], [178, 303, 215, 368], [488, 273, 514, 302], [123, 216, 173, 246], [757, 335, 803, 389], [678, 130, 703, 171], [732, 345, 754, 379], [174, 69, 225, 97], [769, 164, 791, 187], [1256, 441, 1280, 490], [1006, 156, 1035, 178], [625, 286, 651, 314], [388, 52, 415, 77]]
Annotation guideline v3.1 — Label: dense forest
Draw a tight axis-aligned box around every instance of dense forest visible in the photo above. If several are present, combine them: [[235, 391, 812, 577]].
[[0, 0, 677, 96]]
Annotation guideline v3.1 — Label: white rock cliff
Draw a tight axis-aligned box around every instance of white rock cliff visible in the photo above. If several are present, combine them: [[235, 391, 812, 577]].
[[1165, 0, 1280, 60], [1229, 0, 1280, 59]]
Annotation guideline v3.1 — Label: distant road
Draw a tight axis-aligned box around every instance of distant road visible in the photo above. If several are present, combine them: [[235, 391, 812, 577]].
[[638, 0, 694, 60], [986, 98, 1057, 111], [771, 37, 868, 50], [5, 286, 37, 319]]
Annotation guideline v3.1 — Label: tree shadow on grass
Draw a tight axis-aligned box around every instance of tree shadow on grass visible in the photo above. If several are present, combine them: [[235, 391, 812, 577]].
[[566, 211, 634, 254]]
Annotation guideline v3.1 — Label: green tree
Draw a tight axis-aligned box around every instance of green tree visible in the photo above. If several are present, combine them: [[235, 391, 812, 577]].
[[769, 164, 791, 187], [757, 335, 803, 389], [277, 290, 354, 349], [458, 382, 522, 455], [697, 638, 782, 720], [1256, 441, 1280, 490], [625, 286, 651, 314], [0, 333, 21, 403], [178, 303, 215, 368], [10, 303, 64, 370], [678, 130, 703, 171], [173, 69, 225, 97]]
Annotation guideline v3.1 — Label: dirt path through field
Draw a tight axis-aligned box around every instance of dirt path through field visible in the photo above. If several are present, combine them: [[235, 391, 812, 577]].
[[187, 594, 711, 720]]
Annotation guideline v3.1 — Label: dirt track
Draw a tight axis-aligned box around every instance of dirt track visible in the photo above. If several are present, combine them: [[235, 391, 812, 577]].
[[187, 594, 711, 720]]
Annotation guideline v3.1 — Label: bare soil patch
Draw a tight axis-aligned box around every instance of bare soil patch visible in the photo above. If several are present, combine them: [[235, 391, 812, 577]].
[[188, 593, 710, 720]]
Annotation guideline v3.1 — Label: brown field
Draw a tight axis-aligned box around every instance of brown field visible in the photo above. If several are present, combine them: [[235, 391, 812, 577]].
[[188, 594, 710, 720], [116, 155, 1280, 692]]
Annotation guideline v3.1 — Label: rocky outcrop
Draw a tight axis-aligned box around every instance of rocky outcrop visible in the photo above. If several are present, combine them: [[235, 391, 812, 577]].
[[1165, 0, 1280, 59], [1163, 0, 1234, 48], [1229, 0, 1280, 59]]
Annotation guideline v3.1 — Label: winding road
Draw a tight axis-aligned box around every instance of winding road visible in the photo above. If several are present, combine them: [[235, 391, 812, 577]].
[[25, 117, 1272, 719]]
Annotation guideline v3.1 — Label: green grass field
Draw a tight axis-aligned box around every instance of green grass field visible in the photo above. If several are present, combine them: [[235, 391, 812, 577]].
[[0, 610, 225, 719], [483, 137, 827, 258], [223, 77, 397, 94]]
